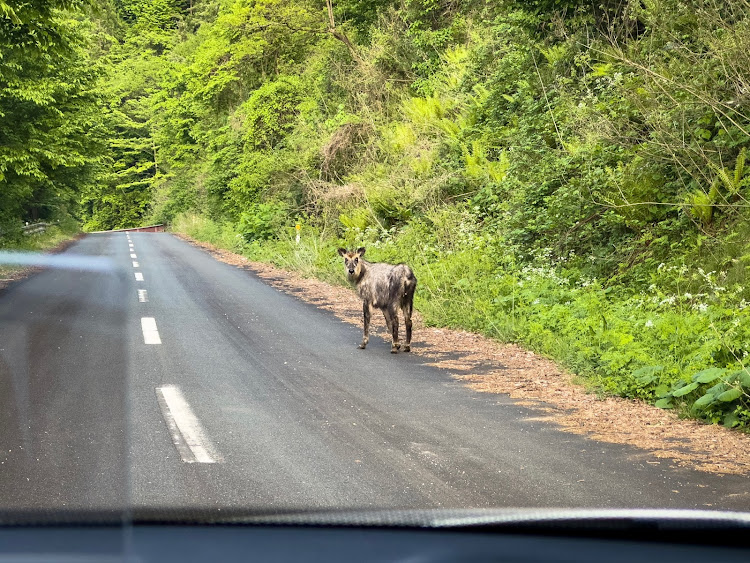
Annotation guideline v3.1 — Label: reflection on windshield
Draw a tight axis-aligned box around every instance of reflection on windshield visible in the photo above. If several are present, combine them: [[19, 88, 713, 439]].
[[0, 248, 127, 513], [1, 0, 750, 525]]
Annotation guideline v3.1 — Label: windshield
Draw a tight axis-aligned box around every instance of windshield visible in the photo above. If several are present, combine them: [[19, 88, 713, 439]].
[[1, 0, 749, 524]]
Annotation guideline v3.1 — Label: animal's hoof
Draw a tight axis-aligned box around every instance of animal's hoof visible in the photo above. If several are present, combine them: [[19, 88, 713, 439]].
[[390, 348, 399, 354], [403, 345, 411, 352], [358, 343, 367, 349]]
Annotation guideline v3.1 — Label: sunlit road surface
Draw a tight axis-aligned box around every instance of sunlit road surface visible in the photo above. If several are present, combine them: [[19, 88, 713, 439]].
[[0, 233, 748, 513]]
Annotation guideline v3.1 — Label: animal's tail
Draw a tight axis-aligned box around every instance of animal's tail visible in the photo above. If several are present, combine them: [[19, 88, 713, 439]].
[[401, 267, 417, 306]]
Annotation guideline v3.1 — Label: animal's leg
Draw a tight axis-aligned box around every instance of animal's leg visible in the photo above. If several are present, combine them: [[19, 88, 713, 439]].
[[359, 301, 371, 349], [401, 300, 413, 352], [382, 309, 392, 334], [385, 305, 400, 353]]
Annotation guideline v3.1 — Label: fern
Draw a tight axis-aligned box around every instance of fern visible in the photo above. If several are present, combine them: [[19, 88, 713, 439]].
[[733, 147, 746, 195], [686, 188, 714, 225], [462, 141, 508, 183], [540, 44, 568, 67]]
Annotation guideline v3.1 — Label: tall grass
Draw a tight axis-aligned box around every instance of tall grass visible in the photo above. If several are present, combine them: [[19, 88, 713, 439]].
[[171, 213, 247, 253]]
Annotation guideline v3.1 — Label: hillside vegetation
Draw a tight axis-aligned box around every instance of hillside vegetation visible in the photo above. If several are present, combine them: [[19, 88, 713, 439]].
[[3, 0, 750, 428]]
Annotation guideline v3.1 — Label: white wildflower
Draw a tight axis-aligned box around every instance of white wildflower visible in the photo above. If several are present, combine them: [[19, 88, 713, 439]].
[[645, 320, 654, 328]]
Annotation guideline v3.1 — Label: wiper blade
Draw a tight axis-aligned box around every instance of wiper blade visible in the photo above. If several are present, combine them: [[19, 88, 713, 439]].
[[126, 506, 750, 531], [421, 507, 750, 530], [2, 507, 749, 547], [176, 507, 750, 546]]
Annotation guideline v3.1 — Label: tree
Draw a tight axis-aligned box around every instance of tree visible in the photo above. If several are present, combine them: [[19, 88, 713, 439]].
[[0, 0, 103, 230]]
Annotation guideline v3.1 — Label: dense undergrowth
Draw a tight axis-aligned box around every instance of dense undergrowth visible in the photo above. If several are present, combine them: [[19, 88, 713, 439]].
[[4, 0, 750, 427]]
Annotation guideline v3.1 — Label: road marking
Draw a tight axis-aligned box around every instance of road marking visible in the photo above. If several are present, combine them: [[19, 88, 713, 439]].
[[130, 253, 137, 258], [141, 317, 162, 344], [156, 385, 221, 463], [134, 272, 144, 281], [138, 289, 148, 302], [133, 261, 139, 268]]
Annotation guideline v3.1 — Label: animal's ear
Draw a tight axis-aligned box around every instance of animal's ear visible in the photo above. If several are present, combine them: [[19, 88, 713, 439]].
[[356, 246, 366, 257], [337, 247, 347, 257]]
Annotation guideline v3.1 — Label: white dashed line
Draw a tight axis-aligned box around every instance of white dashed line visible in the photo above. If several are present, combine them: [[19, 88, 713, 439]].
[[133, 261, 139, 268], [138, 289, 148, 303], [130, 253, 137, 258], [135, 272, 144, 281], [156, 385, 221, 463], [141, 317, 162, 344]]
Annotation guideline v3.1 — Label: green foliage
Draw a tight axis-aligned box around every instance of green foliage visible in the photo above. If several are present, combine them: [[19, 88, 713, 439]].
[[240, 76, 302, 150], [33, 0, 750, 430], [238, 200, 289, 241], [0, 0, 103, 230]]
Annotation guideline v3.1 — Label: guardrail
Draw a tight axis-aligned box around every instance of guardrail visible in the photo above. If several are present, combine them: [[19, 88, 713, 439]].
[[89, 224, 165, 233], [0, 222, 50, 239], [22, 222, 49, 235]]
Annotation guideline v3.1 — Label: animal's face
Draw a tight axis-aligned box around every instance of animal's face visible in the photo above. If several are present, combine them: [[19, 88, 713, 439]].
[[337, 247, 366, 278]]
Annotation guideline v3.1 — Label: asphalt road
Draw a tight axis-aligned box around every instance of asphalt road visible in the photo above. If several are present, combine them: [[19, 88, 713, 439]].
[[0, 232, 748, 514]]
